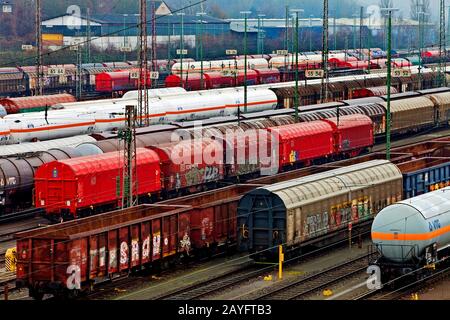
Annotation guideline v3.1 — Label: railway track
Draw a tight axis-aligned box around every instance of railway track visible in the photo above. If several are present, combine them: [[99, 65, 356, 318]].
[[152, 231, 372, 301], [155, 264, 270, 300], [0, 208, 44, 225], [248, 253, 374, 300], [353, 265, 450, 300]]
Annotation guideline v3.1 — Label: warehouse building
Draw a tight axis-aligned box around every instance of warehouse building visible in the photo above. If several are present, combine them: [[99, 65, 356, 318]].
[[41, 0, 231, 50]]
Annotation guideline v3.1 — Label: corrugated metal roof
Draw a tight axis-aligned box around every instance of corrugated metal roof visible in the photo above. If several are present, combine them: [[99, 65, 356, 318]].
[[58, 148, 158, 177], [0, 73, 24, 81], [0, 94, 76, 113], [381, 96, 434, 113], [268, 121, 333, 141], [427, 91, 450, 107], [260, 160, 402, 210], [0, 135, 96, 157]]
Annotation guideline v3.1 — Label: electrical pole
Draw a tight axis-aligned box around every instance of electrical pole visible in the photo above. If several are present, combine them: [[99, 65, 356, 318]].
[[439, 0, 447, 87], [76, 48, 82, 100], [151, 0, 157, 88], [178, 12, 185, 87], [367, 11, 371, 74], [167, 16, 171, 62], [241, 11, 251, 114], [285, 5, 289, 52], [35, 0, 43, 96], [258, 14, 266, 55], [138, 0, 149, 126], [360, 7, 364, 61], [260, 14, 265, 54], [310, 15, 313, 52], [86, 8, 91, 63], [382, 7, 399, 161], [418, 11, 429, 90], [353, 14, 357, 51], [447, 5, 450, 47], [333, 12, 337, 50], [321, 0, 329, 103], [197, 12, 206, 89], [285, 5, 289, 73], [121, 105, 138, 209], [291, 9, 303, 123], [123, 14, 127, 62]]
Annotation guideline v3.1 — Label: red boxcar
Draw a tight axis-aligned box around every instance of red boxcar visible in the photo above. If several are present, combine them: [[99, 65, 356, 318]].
[[323, 115, 374, 156], [254, 68, 281, 84], [204, 72, 234, 89], [165, 73, 204, 91], [267, 120, 335, 168], [352, 86, 398, 99], [165, 72, 235, 90], [0, 94, 76, 114], [234, 70, 258, 86], [342, 61, 380, 70], [329, 56, 358, 68], [148, 139, 225, 193], [34, 148, 161, 218], [95, 70, 151, 92], [16, 185, 249, 299]]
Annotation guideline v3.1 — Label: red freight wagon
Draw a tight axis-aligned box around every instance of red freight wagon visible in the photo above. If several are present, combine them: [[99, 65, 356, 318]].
[[234, 69, 258, 86], [222, 130, 270, 179], [148, 139, 225, 194], [254, 68, 281, 84], [34, 149, 161, 218], [204, 72, 234, 89], [267, 120, 335, 169], [0, 94, 76, 114], [329, 56, 358, 68], [352, 86, 398, 99], [95, 70, 151, 92], [323, 115, 374, 156], [16, 185, 252, 299], [165, 73, 204, 91], [342, 61, 380, 70]]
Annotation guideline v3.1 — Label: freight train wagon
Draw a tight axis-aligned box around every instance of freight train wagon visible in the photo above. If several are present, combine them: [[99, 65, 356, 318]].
[[0, 94, 76, 115], [237, 160, 404, 256], [372, 187, 450, 281]]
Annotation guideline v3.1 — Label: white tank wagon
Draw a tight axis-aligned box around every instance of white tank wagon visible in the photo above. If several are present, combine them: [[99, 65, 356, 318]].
[[237, 160, 403, 256], [0, 135, 96, 157], [121, 87, 187, 99], [372, 187, 450, 277]]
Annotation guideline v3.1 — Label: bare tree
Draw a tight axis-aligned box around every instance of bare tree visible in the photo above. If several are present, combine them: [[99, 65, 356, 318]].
[[379, 0, 394, 9]]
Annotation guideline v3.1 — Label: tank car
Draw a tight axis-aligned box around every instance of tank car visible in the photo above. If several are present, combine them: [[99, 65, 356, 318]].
[[371, 187, 450, 281]]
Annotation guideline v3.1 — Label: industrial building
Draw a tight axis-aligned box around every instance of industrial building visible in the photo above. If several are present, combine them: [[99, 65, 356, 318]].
[[41, 0, 231, 50]]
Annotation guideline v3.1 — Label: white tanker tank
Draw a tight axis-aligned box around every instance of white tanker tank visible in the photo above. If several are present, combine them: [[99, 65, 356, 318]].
[[372, 187, 450, 266]]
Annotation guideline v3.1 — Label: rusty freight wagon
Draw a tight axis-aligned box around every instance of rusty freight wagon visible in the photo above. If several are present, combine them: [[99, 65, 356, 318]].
[[15, 185, 255, 299]]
